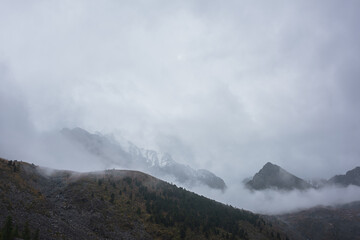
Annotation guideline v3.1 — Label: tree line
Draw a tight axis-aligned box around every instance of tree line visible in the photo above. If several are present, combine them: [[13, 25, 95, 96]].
[[0, 216, 39, 240]]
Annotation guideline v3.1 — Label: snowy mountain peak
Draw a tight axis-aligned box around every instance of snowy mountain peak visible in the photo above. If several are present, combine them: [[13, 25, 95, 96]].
[[158, 152, 174, 167], [61, 128, 226, 190], [127, 143, 174, 168]]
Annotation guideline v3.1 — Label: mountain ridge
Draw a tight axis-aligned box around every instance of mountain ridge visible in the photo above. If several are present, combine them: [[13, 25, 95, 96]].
[[61, 127, 226, 191], [328, 166, 360, 187], [246, 162, 360, 191]]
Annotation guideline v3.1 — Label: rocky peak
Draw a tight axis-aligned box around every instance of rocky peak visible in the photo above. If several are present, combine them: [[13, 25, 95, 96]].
[[258, 162, 281, 175], [246, 162, 312, 191]]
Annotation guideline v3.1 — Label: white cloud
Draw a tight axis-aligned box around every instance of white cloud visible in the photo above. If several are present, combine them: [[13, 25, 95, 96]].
[[193, 184, 360, 214]]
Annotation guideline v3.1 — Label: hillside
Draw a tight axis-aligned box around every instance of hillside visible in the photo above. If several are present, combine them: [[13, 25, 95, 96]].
[[277, 201, 360, 240], [245, 162, 312, 191], [0, 157, 289, 240]]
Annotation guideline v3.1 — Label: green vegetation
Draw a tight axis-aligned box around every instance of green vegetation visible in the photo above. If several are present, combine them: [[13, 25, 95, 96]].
[[0, 157, 289, 239], [142, 181, 255, 239], [0, 216, 39, 240]]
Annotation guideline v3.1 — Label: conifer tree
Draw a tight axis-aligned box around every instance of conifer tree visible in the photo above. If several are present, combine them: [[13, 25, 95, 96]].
[[110, 193, 115, 203], [22, 222, 31, 240], [33, 229, 39, 240], [2, 216, 13, 240], [12, 225, 19, 238]]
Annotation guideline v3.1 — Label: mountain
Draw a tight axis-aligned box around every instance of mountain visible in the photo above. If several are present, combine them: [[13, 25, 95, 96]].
[[245, 162, 312, 191], [277, 201, 360, 240], [0, 157, 290, 240], [61, 127, 226, 190], [328, 166, 360, 187]]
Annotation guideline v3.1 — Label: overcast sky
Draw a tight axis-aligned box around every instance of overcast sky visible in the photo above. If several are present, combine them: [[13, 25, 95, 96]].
[[1, 0, 360, 184]]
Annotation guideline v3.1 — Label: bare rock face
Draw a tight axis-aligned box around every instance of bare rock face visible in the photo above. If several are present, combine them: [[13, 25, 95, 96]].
[[246, 162, 312, 191]]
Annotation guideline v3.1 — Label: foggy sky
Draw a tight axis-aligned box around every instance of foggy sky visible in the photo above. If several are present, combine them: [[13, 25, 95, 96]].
[[1, 0, 360, 187]]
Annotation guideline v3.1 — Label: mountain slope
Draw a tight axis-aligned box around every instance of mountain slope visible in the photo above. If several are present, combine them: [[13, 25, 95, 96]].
[[246, 162, 312, 191], [328, 166, 360, 187], [61, 127, 226, 190], [277, 201, 360, 240], [0, 157, 290, 240]]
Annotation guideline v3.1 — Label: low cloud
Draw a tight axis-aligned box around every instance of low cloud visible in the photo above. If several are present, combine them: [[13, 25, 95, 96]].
[[193, 184, 360, 215]]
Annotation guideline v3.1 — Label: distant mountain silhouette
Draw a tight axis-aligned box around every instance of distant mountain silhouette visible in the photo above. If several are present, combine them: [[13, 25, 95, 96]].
[[328, 166, 360, 187], [246, 162, 312, 190], [61, 127, 226, 190]]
